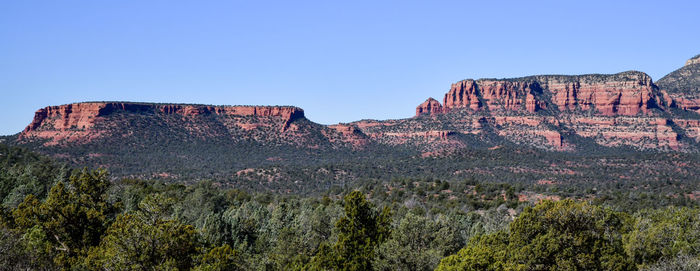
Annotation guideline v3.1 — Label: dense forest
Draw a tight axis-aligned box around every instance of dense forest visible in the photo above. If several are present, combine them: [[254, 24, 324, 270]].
[[1, 143, 699, 270]]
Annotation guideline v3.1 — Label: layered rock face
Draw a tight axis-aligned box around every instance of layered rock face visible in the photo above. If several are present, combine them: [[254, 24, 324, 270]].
[[20, 102, 306, 145], [443, 80, 481, 110], [534, 72, 656, 116], [441, 79, 546, 113], [14, 55, 700, 157], [18, 102, 375, 150], [23, 102, 304, 134], [441, 71, 656, 116], [398, 70, 699, 151], [326, 124, 370, 146]]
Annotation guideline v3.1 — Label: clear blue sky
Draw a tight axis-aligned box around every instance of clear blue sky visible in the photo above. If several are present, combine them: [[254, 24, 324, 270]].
[[1, 0, 699, 135]]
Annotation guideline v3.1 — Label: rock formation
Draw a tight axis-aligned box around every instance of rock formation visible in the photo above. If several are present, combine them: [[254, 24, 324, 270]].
[[401, 68, 699, 151], [23, 102, 304, 134], [14, 55, 700, 160], [685, 54, 700, 66], [439, 71, 657, 116], [415, 98, 443, 116], [443, 80, 481, 110], [533, 71, 656, 116], [20, 102, 306, 145]]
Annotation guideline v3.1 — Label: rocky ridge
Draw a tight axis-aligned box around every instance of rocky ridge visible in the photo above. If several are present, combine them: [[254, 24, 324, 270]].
[[685, 54, 700, 66], [657, 55, 700, 113], [10, 55, 700, 176], [394, 67, 699, 152], [19, 102, 309, 145]]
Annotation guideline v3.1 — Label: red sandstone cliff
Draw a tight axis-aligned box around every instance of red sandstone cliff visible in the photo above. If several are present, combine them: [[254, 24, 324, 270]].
[[415, 98, 443, 116], [443, 80, 481, 111], [403, 70, 699, 151], [20, 102, 305, 144], [438, 71, 656, 116], [442, 79, 545, 113], [16, 64, 700, 154], [534, 72, 656, 116]]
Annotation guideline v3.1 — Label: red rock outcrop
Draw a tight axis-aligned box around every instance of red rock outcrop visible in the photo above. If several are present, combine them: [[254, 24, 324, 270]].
[[20, 102, 305, 144], [415, 98, 443, 116], [443, 80, 481, 110], [442, 79, 546, 113], [326, 124, 370, 146], [477, 80, 545, 113], [400, 71, 697, 151], [24, 103, 108, 133], [534, 71, 656, 116], [16, 66, 700, 154], [562, 117, 681, 150], [671, 97, 700, 113], [673, 119, 700, 142], [440, 71, 658, 116]]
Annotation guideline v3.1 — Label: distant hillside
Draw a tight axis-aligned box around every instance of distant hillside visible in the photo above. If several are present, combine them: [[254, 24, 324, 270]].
[[7, 55, 700, 185], [657, 55, 700, 110]]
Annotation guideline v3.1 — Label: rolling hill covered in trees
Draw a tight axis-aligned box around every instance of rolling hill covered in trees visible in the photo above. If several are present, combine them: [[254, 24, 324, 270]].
[[0, 144, 699, 270]]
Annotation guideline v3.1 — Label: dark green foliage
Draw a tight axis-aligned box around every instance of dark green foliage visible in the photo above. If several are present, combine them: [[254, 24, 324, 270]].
[[193, 244, 243, 271], [0, 145, 698, 270], [624, 207, 700, 268], [657, 57, 700, 98], [12, 168, 116, 268], [85, 195, 200, 270], [0, 144, 69, 207], [310, 191, 391, 270], [438, 200, 635, 271], [373, 213, 463, 271], [436, 231, 510, 271], [507, 200, 634, 270]]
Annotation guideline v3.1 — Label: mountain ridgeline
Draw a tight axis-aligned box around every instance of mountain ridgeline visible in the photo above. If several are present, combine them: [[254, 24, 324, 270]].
[[6, 55, 700, 186]]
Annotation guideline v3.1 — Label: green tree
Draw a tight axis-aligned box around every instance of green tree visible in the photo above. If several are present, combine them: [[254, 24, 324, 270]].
[[374, 213, 460, 271], [507, 200, 633, 270], [310, 190, 391, 270], [437, 200, 635, 271], [193, 244, 243, 271], [436, 231, 509, 271], [624, 206, 700, 267], [12, 168, 115, 268], [85, 193, 199, 270]]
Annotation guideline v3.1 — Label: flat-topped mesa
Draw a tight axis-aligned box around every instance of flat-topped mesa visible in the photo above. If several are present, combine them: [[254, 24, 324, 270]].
[[440, 71, 658, 116], [22, 102, 305, 134], [415, 98, 443, 116]]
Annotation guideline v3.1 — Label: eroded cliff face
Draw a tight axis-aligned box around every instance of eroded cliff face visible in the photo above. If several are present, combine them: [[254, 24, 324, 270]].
[[535, 71, 657, 116], [415, 98, 444, 116], [448, 79, 546, 113], [19, 102, 306, 145], [399, 70, 699, 151], [14, 56, 700, 155], [441, 71, 657, 116]]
